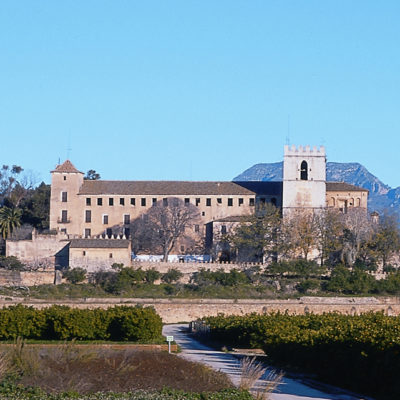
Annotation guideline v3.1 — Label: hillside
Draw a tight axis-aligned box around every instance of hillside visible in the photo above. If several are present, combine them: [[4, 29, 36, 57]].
[[234, 162, 398, 213]]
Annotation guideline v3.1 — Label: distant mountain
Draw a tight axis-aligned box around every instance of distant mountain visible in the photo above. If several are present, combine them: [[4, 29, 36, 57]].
[[234, 162, 398, 213]]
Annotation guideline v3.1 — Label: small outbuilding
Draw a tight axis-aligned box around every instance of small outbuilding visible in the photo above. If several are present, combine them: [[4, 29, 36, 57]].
[[69, 238, 131, 272]]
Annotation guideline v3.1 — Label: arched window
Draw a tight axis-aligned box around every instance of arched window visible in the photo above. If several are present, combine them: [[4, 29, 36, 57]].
[[300, 161, 308, 180]]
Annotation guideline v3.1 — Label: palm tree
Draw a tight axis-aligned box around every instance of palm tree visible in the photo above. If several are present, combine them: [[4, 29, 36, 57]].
[[0, 206, 22, 239]]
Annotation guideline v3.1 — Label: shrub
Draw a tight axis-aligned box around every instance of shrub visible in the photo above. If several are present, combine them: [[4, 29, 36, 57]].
[[162, 268, 184, 284], [63, 267, 87, 284], [0, 256, 25, 271], [144, 268, 161, 284], [107, 306, 162, 341], [0, 305, 162, 342]]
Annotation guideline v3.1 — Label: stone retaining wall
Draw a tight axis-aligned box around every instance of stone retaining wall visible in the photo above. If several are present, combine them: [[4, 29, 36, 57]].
[[0, 296, 399, 323]]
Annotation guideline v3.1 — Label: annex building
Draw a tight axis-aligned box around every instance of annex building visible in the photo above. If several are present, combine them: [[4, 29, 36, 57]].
[[8, 145, 368, 270]]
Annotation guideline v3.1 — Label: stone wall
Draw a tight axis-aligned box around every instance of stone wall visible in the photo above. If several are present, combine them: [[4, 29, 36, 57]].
[[0, 269, 55, 287], [6, 230, 69, 267], [1, 296, 398, 323]]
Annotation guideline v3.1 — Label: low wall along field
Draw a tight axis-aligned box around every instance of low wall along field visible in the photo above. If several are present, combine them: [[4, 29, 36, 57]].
[[0, 296, 399, 323]]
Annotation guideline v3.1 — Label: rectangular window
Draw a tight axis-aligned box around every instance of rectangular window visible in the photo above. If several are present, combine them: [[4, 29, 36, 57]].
[[61, 192, 67, 202], [141, 198, 146, 207], [124, 214, 130, 225], [85, 210, 91, 223], [238, 198, 243, 206], [180, 245, 185, 252], [163, 198, 168, 207], [109, 198, 114, 206], [103, 215, 109, 224], [109, 253, 113, 259], [206, 198, 211, 206], [194, 224, 200, 233], [260, 197, 266, 204], [195, 198, 200, 206], [84, 228, 91, 238], [249, 198, 255, 206], [130, 198, 135, 206], [217, 198, 222, 204], [185, 198, 190, 205], [221, 225, 227, 234], [228, 198, 233, 206], [97, 198, 103, 206], [152, 198, 157, 206], [61, 210, 68, 223], [82, 251, 86, 256], [120, 198, 125, 206], [63, 176, 66, 181], [86, 198, 91, 206]]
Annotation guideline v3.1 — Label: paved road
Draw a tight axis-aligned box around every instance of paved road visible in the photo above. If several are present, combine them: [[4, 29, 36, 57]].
[[163, 324, 370, 400]]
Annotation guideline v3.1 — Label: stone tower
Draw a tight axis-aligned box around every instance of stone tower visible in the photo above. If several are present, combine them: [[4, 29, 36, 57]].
[[49, 160, 84, 236], [282, 145, 326, 215]]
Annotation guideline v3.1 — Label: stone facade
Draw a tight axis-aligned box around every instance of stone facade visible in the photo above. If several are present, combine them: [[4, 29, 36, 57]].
[[282, 145, 327, 214], [69, 239, 132, 272], [6, 230, 70, 267]]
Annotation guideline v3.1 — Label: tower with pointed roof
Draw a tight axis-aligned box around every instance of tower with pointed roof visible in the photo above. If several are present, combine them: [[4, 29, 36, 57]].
[[49, 160, 84, 236]]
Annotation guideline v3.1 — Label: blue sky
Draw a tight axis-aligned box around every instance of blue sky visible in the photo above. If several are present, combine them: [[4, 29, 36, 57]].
[[1, 1, 399, 187]]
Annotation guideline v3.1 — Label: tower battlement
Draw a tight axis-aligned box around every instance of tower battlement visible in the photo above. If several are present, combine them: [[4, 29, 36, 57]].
[[284, 144, 325, 157]]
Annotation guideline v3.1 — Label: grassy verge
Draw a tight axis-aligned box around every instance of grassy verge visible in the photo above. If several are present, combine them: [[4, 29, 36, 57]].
[[0, 340, 252, 399]]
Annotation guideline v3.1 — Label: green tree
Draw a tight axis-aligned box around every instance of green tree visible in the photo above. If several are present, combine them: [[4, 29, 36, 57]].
[[20, 182, 50, 230], [161, 268, 184, 284], [84, 169, 101, 180], [63, 267, 87, 284], [144, 268, 161, 284], [230, 203, 282, 262], [0, 206, 22, 239], [368, 213, 400, 267]]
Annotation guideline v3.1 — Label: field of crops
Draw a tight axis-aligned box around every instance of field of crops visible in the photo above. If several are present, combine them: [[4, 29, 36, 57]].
[[204, 312, 400, 399]]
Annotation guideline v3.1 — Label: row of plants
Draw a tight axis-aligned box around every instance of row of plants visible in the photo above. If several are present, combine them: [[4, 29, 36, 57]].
[[0, 385, 253, 400], [0, 305, 162, 341], [203, 312, 400, 399]]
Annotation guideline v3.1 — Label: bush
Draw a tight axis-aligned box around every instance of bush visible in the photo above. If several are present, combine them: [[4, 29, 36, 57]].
[[108, 306, 162, 341], [63, 267, 86, 284], [162, 268, 184, 284], [204, 312, 400, 399], [144, 268, 161, 284], [297, 279, 320, 293], [0, 256, 25, 271], [0, 305, 162, 342]]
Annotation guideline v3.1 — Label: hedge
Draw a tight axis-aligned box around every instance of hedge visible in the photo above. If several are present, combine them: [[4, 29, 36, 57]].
[[0, 305, 162, 341], [204, 312, 400, 399]]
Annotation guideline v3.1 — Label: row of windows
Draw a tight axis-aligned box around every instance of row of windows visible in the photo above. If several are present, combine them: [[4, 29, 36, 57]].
[[62, 192, 278, 208], [84, 197, 253, 207]]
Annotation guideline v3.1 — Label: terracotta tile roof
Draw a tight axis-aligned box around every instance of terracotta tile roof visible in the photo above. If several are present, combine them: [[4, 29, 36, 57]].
[[326, 182, 368, 192], [69, 239, 130, 248], [51, 160, 83, 174], [79, 181, 282, 196]]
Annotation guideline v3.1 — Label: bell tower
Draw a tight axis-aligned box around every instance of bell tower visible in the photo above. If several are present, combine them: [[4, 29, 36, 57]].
[[282, 145, 326, 215]]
